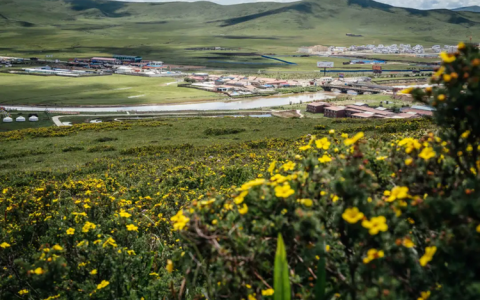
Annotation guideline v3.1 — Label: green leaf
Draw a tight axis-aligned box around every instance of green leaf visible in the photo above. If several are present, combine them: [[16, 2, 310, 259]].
[[314, 254, 326, 300], [274, 233, 291, 300]]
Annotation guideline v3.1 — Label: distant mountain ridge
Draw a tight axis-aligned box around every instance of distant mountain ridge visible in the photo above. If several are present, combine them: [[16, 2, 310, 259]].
[[1, 0, 480, 60], [453, 6, 480, 13]]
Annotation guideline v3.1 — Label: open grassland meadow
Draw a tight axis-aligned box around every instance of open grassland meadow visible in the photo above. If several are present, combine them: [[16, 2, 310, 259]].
[[0, 74, 223, 106], [1, 43, 480, 300]]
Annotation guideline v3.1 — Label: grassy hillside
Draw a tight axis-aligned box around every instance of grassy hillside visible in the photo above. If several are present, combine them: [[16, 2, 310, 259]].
[[0, 0, 479, 67], [453, 6, 480, 13]]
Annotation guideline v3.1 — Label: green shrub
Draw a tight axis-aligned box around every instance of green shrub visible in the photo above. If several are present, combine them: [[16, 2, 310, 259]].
[[204, 127, 246, 136]]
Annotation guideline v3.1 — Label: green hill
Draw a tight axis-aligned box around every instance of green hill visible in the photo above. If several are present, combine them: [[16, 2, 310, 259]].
[[1, 0, 479, 65], [453, 6, 480, 13]]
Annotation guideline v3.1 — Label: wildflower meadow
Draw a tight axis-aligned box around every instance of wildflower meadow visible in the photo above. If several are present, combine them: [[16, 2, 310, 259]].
[[1, 43, 480, 300]]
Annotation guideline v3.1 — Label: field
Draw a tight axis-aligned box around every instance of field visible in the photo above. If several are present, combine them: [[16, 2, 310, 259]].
[[0, 73, 224, 106], [1, 116, 425, 173]]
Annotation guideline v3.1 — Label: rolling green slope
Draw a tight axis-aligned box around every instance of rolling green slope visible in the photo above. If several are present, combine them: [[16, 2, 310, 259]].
[[0, 0, 479, 65]]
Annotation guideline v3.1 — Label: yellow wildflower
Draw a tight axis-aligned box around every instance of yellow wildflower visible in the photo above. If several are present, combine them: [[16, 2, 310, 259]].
[[419, 246, 437, 267], [119, 210, 132, 218], [387, 186, 409, 202], [238, 203, 249, 215], [275, 183, 295, 198], [476, 224, 480, 233], [315, 137, 331, 150], [1, 242, 11, 248], [433, 66, 445, 78], [342, 207, 364, 224], [102, 237, 117, 248], [262, 289, 274, 296], [299, 145, 312, 151], [437, 94, 445, 101], [52, 245, 63, 251], [126, 224, 138, 232], [405, 158, 413, 165], [90, 269, 97, 275], [329, 129, 335, 135], [18, 289, 29, 295], [282, 161, 296, 172], [82, 222, 96, 233], [344, 132, 364, 146], [234, 191, 248, 205], [298, 199, 313, 207], [362, 216, 388, 235], [239, 178, 266, 191], [318, 155, 332, 164], [440, 52, 456, 63], [66, 228, 75, 235], [97, 280, 109, 290], [268, 161, 276, 175], [362, 248, 384, 264], [171, 210, 190, 231], [33, 267, 44, 275], [419, 147, 436, 161], [166, 259, 173, 273], [418, 290, 431, 300], [403, 237, 415, 248], [461, 130, 470, 139]]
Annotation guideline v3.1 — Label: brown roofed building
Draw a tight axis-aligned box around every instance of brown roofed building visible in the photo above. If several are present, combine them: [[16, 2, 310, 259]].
[[401, 108, 434, 117], [324, 106, 346, 118], [306, 102, 331, 113]]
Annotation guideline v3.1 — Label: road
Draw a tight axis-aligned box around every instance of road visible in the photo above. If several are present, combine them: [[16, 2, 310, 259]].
[[51, 111, 274, 126]]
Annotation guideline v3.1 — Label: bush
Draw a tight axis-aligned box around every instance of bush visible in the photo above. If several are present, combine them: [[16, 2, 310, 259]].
[[62, 146, 85, 152], [87, 145, 116, 152], [204, 127, 246, 136], [94, 137, 118, 143]]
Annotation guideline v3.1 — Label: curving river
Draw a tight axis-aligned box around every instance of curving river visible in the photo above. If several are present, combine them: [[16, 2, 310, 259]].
[[2, 92, 338, 113]]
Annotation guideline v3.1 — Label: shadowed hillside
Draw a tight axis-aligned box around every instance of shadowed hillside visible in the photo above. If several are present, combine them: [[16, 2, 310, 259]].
[[0, 0, 479, 63]]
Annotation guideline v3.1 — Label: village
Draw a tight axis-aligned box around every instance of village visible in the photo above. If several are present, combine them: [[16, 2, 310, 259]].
[[298, 43, 461, 56]]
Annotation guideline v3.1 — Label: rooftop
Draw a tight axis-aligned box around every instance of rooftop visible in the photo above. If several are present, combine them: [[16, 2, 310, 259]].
[[307, 102, 330, 107], [325, 106, 347, 111]]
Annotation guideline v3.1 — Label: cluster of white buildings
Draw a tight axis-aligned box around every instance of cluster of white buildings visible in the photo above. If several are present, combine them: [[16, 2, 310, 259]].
[[431, 45, 458, 53], [347, 44, 425, 54], [114, 66, 183, 77]]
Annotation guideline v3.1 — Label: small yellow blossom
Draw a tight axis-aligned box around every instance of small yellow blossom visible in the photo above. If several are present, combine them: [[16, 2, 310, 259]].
[[166, 259, 173, 273], [344, 132, 364, 146], [82, 222, 96, 233], [419, 246, 437, 267], [403, 237, 415, 248], [315, 137, 331, 150], [52, 245, 63, 251], [1, 242, 11, 248], [90, 269, 97, 275], [33, 267, 44, 275], [262, 289, 274, 296], [418, 290, 431, 300], [419, 147, 436, 161], [342, 207, 364, 224], [238, 203, 249, 215], [363, 248, 384, 264], [18, 290, 29, 295], [440, 52, 456, 63], [282, 161, 296, 172], [119, 210, 132, 218], [97, 280, 110, 290], [362, 216, 388, 235], [66, 228, 75, 235], [126, 224, 138, 231], [171, 210, 190, 231], [275, 183, 295, 198], [318, 155, 332, 164], [387, 186, 409, 202], [405, 158, 413, 165]]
